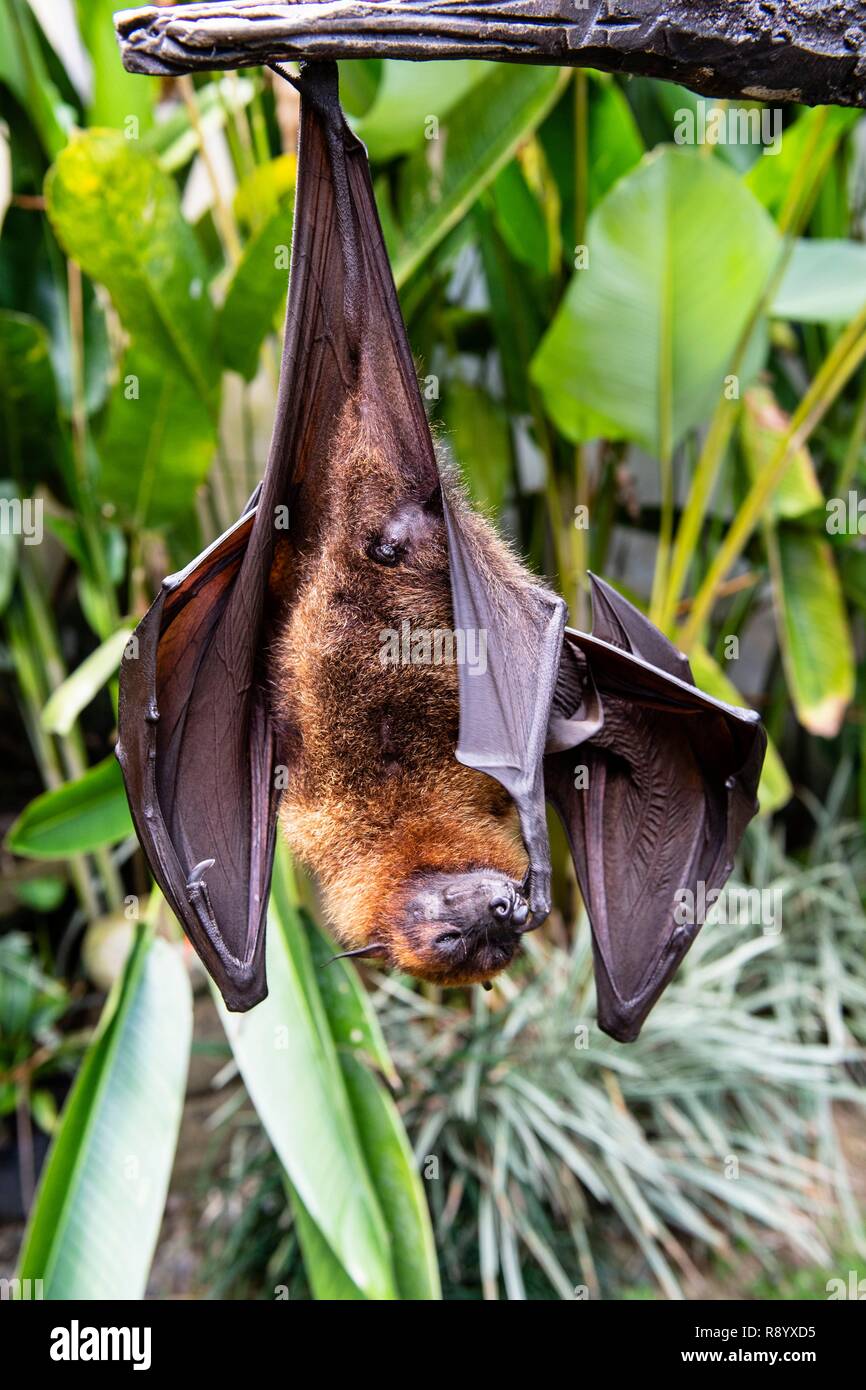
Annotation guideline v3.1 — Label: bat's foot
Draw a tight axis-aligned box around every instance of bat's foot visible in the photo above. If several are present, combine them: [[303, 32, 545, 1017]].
[[521, 868, 551, 931]]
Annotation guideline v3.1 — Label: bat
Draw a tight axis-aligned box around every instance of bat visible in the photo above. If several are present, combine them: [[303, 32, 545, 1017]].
[[116, 60, 767, 1042]]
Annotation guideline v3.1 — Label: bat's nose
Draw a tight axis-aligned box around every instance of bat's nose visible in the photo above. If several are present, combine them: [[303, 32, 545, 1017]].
[[488, 884, 529, 928]]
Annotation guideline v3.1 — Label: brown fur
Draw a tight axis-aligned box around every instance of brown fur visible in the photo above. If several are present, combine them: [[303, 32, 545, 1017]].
[[268, 398, 532, 984]]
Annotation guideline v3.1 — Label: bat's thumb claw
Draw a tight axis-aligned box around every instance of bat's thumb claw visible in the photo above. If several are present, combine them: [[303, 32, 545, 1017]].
[[186, 858, 216, 889]]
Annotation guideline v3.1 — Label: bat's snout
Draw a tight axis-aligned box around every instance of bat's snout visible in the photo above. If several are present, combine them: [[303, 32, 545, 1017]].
[[396, 869, 530, 986]]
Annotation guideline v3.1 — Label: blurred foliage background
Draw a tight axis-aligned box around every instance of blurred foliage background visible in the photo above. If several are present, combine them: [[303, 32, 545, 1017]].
[[1, 0, 866, 1301]]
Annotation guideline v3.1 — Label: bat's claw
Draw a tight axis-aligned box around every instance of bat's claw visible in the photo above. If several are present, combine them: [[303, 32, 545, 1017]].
[[521, 868, 551, 932]]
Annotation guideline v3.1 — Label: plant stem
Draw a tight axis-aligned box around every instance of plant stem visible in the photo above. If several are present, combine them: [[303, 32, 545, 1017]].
[[7, 605, 100, 919], [680, 311, 866, 647], [571, 70, 589, 626], [179, 75, 243, 266]]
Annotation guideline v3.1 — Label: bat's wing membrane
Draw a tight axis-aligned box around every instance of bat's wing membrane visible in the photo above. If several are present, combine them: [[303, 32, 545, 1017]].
[[545, 575, 766, 1040], [117, 62, 437, 1010], [117, 511, 277, 1009], [443, 508, 566, 918]]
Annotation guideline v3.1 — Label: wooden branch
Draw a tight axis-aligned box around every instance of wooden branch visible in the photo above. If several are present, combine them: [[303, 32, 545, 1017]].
[[115, 1, 866, 107]]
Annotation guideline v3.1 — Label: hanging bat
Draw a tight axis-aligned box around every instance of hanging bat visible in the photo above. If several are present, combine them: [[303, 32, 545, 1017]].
[[116, 61, 767, 1042]]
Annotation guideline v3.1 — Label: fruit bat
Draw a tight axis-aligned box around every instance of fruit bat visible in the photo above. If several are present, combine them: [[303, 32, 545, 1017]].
[[116, 61, 767, 1042]]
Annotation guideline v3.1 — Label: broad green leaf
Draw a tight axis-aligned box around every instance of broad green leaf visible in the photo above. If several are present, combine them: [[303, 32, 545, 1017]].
[[490, 160, 549, 274], [337, 58, 383, 119], [443, 378, 512, 514], [0, 310, 64, 489], [218, 849, 396, 1300], [307, 922, 397, 1086], [740, 386, 823, 520], [587, 78, 644, 208], [17, 926, 192, 1298], [687, 646, 792, 814], [392, 65, 569, 288], [45, 131, 217, 400], [218, 205, 293, 380], [75, 0, 154, 135], [531, 147, 779, 455], [97, 346, 216, 524], [41, 627, 133, 736], [772, 239, 866, 324], [353, 60, 491, 162], [0, 0, 71, 157], [290, 1179, 365, 1299], [766, 529, 854, 738], [6, 755, 133, 858], [341, 1051, 441, 1300]]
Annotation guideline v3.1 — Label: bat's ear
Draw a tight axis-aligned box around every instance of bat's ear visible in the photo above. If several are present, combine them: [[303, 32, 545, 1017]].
[[117, 504, 278, 1010]]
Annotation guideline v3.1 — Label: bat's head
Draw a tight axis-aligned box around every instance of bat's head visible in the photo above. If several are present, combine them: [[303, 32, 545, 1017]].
[[383, 868, 531, 987]]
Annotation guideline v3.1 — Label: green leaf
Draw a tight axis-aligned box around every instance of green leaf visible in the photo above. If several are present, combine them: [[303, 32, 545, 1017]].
[[341, 1051, 441, 1300], [0, 310, 64, 489], [531, 147, 779, 455], [0, 0, 71, 158], [97, 346, 216, 525], [740, 386, 823, 520], [307, 922, 397, 1086], [490, 160, 549, 274], [766, 529, 855, 739], [6, 755, 133, 858], [45, 131, 217, 401], [442, 379, 512, 513], [17, 926, 192, 1298], [687, 646, 792, 814], [41, 627, 133, 736], [233, 154, 296, 232], [353, 60, 492, 162], [337, 59, 382, 119], [289, 1179, 366, 1299], [14, 874, 66, 912], [74, 0, 154, 134], [218, 206, 292, 380], [586, 78, 644, 208], [745, 107, 859, 218], [392, 65, 569, 288], [772, 239, 866, 324], [217, 850, 397, 1300]]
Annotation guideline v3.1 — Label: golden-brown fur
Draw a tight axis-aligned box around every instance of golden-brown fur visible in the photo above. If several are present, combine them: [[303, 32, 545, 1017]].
[[268, 399, 530, 983]]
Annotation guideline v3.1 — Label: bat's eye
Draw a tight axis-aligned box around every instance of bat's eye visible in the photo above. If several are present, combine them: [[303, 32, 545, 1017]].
[[367, 539, 400, 567], [435, 929, 462, 948]]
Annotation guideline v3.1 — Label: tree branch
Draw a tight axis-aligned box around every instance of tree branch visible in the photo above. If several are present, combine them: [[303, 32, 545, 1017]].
[[115, 1, 865, 107]]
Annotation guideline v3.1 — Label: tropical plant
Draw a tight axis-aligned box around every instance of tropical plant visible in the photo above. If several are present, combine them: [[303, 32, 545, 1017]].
[[1, 0, 865, 1299]]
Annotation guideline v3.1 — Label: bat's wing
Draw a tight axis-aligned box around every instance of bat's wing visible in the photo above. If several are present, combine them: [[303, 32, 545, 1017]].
[[545, 575, 766, 1041], [117, 62, 438, 1010], [443, 505, 567, 922]]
